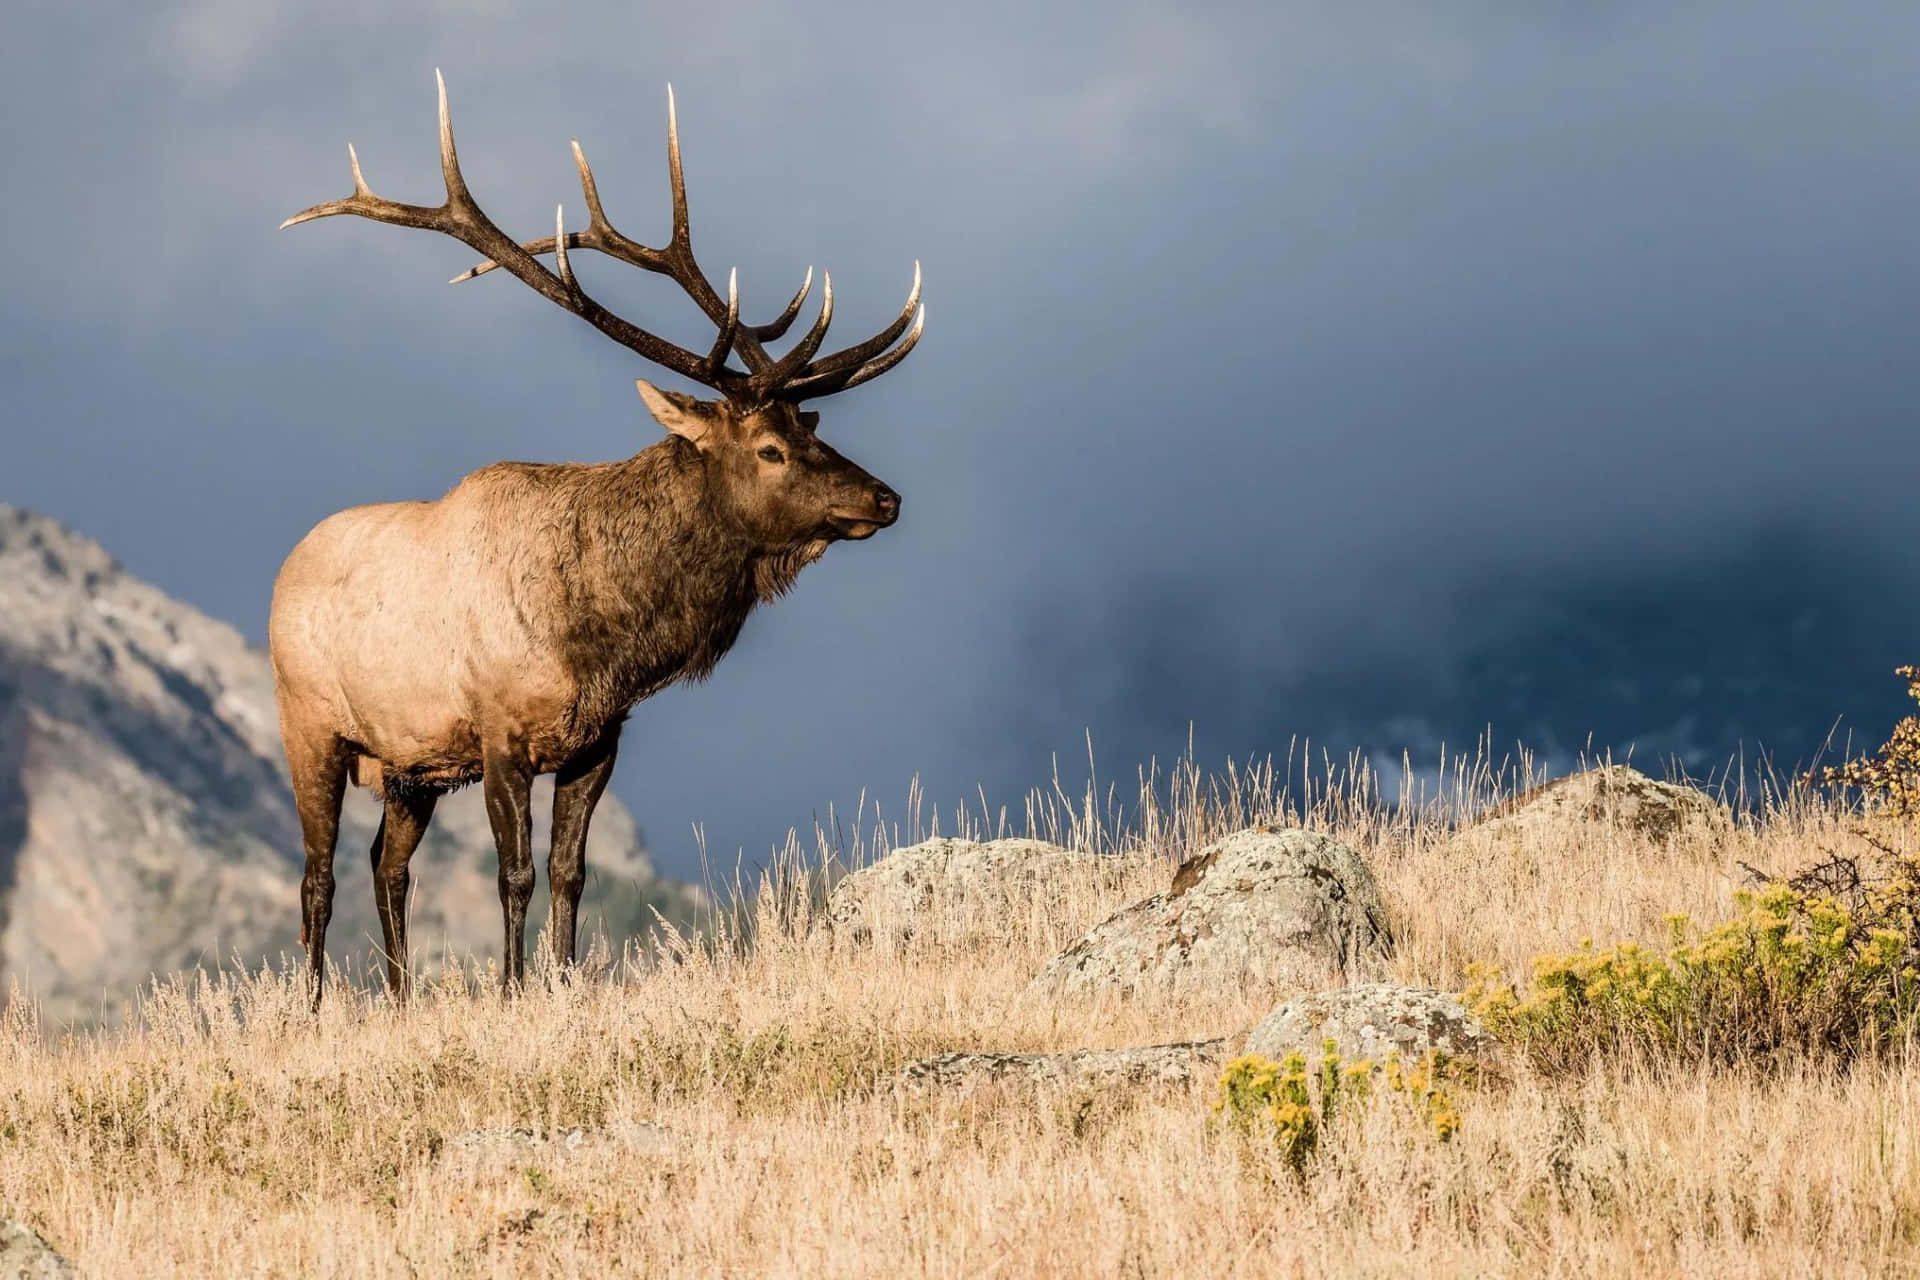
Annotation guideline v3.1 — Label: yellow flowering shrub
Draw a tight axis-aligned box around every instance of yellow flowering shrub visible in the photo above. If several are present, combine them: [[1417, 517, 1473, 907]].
[[1817, 665, 1920, 828], [1801, 663, 1920, 960], [1215, 1042, 1459, 1173], [1466, 886, 1919, 1071]]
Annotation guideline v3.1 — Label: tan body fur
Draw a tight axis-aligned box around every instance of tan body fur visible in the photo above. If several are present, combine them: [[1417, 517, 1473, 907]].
[[271, 442, 775, 796]]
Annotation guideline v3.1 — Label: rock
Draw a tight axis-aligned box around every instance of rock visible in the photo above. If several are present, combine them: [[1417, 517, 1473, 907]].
[[1243, 984, 1492, 1063], [899, 1039, 1232, 1090], [0, 1219, 73, 1280], [1465, 765, 1728, 845], [824, 837, 1138, 946], [1029, 828, 1391, 999]]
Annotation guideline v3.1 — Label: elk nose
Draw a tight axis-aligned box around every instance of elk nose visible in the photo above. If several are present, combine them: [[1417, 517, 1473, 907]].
[[873, 485, 901, 524]]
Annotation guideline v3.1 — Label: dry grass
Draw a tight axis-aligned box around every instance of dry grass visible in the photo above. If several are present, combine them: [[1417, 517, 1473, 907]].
[[3, 743, 1918, 1277]]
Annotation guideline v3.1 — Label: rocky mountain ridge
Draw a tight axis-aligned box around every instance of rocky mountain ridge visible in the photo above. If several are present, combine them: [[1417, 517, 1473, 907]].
[[0, 504, 698, 1025]]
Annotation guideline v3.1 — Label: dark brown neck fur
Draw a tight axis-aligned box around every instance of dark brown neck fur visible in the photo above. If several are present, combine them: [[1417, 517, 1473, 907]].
[[547, 438, 825, 730]]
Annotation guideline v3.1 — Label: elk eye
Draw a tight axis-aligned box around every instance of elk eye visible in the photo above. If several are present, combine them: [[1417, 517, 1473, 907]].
[[758, 445, 786, 464]]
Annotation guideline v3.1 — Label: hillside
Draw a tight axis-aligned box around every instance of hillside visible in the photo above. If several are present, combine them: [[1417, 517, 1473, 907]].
[[0, 750, 1914, 1276], [0, 505, 699, 1025]]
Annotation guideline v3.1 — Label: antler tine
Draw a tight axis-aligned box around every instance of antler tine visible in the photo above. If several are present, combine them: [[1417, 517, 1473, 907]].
[[703, 268, 741, 376], [279, 145, 366, 229], [748, 273, 834, 397], [776, 303, 925, 401], [788, 261, 922, 380], [553, 204, 574, 288], [665, 85, 692, 254], [745, 267, 813, 341], [834, 303, 925, 393], [435, 69, 469, 202], [570, 139, 611, 236], [655, 85, 778, 377]]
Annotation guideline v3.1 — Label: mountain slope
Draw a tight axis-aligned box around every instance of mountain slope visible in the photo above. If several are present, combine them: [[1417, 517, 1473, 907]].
[[0, 504, 699, 1025]]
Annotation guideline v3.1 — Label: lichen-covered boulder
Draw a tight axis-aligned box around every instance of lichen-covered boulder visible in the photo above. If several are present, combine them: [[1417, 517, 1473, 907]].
[[1465, 765, 1729, 845], [823, 837, 1140, 947], [1029, 828, 1392, 999], [899, 1039, 1232, 1091], [0, 1220, 73, 1280], [1243, 984, 1492, 1063]]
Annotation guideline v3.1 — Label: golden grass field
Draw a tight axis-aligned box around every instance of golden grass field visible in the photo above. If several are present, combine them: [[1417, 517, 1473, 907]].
[[2, 746, 1917, 1278]]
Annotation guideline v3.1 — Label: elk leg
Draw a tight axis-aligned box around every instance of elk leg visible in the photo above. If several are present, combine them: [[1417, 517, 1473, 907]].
[[482, 742, 536, 992], [288, 732, 349, 1012], [548, 726, 622, 972], [371, 788, 437, 1001]]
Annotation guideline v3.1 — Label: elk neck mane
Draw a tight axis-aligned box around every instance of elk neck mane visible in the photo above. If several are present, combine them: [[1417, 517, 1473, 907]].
[[524, 436, 831, 724]]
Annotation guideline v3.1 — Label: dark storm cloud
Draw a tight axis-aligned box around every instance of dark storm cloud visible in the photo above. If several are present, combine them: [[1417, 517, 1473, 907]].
[[5, 3, 1919, 875], [1021, 525, 1920, 786]]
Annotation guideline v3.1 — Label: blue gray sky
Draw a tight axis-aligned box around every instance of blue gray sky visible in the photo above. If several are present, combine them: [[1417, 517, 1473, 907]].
[[6, 3, 1920, 877]]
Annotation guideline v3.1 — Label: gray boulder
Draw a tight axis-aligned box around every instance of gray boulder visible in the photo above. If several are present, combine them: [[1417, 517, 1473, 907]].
[[1029, 828, 1391, 999], [899, 1039, 1232, 1091], [1243, 984, 1492, 1063], [1464, 765, 1729, 846], [824, 837, 1139, 946], [0, 1220, 72, 1280]]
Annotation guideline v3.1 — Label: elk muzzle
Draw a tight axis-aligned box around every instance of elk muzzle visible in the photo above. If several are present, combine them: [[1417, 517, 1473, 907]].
[[827, 483, 900, 540]]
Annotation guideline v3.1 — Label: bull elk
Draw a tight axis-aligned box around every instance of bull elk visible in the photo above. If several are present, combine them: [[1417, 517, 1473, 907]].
[[270, 73, 924, 1006]]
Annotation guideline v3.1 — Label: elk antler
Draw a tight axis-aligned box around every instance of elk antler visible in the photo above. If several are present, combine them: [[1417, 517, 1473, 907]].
[[285, 72, 924, 404], [442, 84, 925, 404], [282, 72, 763, 397]]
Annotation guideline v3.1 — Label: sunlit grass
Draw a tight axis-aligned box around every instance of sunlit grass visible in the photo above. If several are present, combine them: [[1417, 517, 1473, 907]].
[[2, 738, 1917, 1276]]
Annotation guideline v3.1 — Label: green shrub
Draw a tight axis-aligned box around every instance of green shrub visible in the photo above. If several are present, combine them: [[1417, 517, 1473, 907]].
[[1215, 1043, 1459, 1174], [1466, 886, 1919, 1071]]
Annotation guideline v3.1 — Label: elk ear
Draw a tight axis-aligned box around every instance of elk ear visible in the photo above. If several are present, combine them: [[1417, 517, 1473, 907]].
[[636, 379, 715, 445]]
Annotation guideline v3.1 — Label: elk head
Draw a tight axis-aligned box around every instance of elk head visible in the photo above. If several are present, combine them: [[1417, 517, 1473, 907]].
[[281, 71, 923, 552], [634, 384, 900, 551]]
